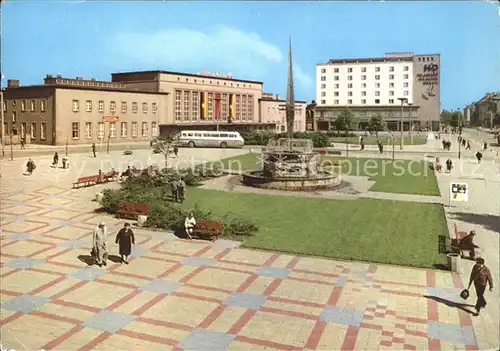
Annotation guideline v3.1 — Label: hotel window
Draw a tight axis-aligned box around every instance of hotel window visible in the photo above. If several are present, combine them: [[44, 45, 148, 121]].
[[361, 67, 366, 72], [334, 100, 339, 104], [30, 123, 36, 139], [348, 83, 353, 88], [375, 99, 380, 104], [403, 82, 409, 88], [403, 91, 409, 96], [2, 101, 6, 112], [375, 67, 380, 72], [334, 84, 339, 89], [348, 68, 353, 73], [85, 100, 92, 112], [361, 99, 366, 104], [389, 74, 394, 80], [141, 122, 148, 136], [152, 102, 157, 114], [40, 100, 46, 112], [348, 92, 353, 97], [131, 122, 138, 137], [403, 74, 409, 79], [235, 95, 241, 121], [389, 83, 394, 88], [321, 100, 326, 104], [375, 91, 380, 96], [404, 66, 409, 71], [121, 101, 127, 113], [334, 76, 339, 81], [320, 76, 326, 81], [12, 111, 17, 122], [183, 91, 191, 121], [30, 100, 36, 112], [151, 122, 158, 137], [142, 102, 148, 113], [375, 83, 380, 88], [247, 95, 253, 121], [72, 100, 79, 112], [334, 68, 339, 73], [174, 91, 181, 121], [321, 84, 326, 89], [98, 100, 104, 113], [347, 76, 353, 81], [109, 122, 116, 138], [207, 93, 214, 120], [334, 92, 339, 97], [120, 122, 127, 137], [347, 99, 352, 104], [361, 91, 366, 96], [361, 83, 366, 88], [192, 91, 200, 120], [85, 122, 92, 138], [321, 92, 326, 97], [389, 91, 394, 96], [375, 75, 380, 80], [241, 95, 248, 121], [221, 93, 228, 120], [98, 122, 104, 139], [72, 122, 80, 139], [321, 68, 326, 73], [389, 99, 395, 104], [110, 101, 116, 113], [361, 75, 366, 80], [21, 100, 26, 111], [40, 122, 46, 140], [132, 102, 138, 113], [389, 66, 394, 72]]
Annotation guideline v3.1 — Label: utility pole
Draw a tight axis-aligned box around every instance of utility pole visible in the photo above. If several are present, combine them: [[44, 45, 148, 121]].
[[65, 136, 68, 156], [407, 102, 413, 144], [398, 97, 408, 150]]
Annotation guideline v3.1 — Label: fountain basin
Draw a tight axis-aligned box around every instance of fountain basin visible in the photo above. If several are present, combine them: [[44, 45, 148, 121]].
[[242, 170, 339, 191]]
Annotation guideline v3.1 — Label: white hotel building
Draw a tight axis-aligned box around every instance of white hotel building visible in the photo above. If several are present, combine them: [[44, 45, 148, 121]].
[[315, 52, 441, 131]]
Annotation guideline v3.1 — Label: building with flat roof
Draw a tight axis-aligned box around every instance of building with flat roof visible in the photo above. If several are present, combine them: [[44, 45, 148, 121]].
[[259, 93, 306, 133], [315, 52, 440, 131]]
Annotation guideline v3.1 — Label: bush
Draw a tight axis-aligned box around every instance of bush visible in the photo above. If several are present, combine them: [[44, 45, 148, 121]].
[[222, 217, 259, 237], [242, 131, 330, 147]]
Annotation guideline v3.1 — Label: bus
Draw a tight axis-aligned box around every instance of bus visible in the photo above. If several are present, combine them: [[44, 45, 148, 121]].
[[178, 130, 245, 148]]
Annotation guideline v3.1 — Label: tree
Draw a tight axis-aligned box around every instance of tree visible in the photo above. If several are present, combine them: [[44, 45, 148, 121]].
[[152, 133, 176, 168], [440, 110, 452, 125], [335, 108, 357, 136], [368, 114, 386, 136]]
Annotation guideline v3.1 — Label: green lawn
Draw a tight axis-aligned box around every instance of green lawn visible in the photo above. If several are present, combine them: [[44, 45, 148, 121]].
[[329, 135, 427, 145], [181, 188, 448, 268], [210, 154, 440, 196]]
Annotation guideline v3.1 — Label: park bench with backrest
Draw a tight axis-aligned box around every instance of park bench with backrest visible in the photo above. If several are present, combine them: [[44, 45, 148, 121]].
[[117, 202, 149, 219], [73, 175, 100, 188], [103, 170, 119, 182], [451, 229, 480, 258], [192, 220, 223, 242]]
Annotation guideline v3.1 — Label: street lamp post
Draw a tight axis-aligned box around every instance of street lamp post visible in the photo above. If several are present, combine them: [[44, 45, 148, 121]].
[[397, 97, 408, 150], [407, 102, 413, 144], [10, 130, 13, 160]]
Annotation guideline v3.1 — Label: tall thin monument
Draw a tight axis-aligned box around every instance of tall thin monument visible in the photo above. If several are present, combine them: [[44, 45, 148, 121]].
[[286, 37, 295, 140]]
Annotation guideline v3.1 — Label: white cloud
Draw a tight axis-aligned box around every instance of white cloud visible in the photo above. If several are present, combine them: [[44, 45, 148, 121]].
[[108, 25, 282, 76], [294, 64, 314, 90]]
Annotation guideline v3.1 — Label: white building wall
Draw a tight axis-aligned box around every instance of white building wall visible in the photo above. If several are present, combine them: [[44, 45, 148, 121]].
[[316, 60, 414, 107]]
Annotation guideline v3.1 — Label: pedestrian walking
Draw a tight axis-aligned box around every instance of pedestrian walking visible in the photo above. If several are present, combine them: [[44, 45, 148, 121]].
[[468, 258, 494, 316], [476, 151, 483, 164], [20, 138, 25, 150], [53, 152, 59, 166], [483, 142, 488, 151], [115, 223, 135, 264], [92, 222, 108, 267], [170, 179, 178, 202], [445, 158, 453, 173], [360, 137, 365, 151], [173, 145, 179, 158], [26, 158, 36, 175], [92, 143, 96, 158], [466, 141, 471, 150], [177, 177, 186, 203]]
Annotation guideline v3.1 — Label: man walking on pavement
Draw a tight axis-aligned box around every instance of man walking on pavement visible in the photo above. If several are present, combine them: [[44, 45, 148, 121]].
[[92, 143, 96, 158], [92, 222, 108, 267], [468, 258, 494, 316]]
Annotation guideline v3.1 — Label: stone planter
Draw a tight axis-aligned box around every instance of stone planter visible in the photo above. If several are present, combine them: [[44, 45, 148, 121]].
[[447, 253, 461, 273], [95, 192, 104, 202], [137, 215, 148, 226]]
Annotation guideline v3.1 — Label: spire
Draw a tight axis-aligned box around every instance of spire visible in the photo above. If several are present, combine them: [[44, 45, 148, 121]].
[[286, 37, 295, 139]]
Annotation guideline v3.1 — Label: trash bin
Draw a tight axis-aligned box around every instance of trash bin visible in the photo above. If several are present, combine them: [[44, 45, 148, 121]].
[[447, 253, 460, 272]]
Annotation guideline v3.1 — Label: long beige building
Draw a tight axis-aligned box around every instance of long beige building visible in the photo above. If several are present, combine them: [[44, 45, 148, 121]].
[[2, 70, 296, 146]]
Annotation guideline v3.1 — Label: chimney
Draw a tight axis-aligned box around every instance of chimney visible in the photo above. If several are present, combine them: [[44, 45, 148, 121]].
[[76, 77, 84, 80], [90, 78, 96, 81], [46, 74, 53, 79], [7, 80, 20, 88], [56, 74, 62, 78]]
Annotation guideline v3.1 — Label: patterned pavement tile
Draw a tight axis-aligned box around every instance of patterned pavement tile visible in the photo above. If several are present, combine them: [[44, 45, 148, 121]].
[[224, 292, 267, 310], [1, 294, 50, 313], [4, 233, 33, 240], [81, 310, 136, 333], [256, 266, 289, 278], [320, 306, 364, 326], [70, 267, 106, 281], [58, 240, 85, 249], [183, 256, 217, 267], [428, 321, 476, 345], [54, 220, 73, 226], [140, 279, 180, 294], [130, 246, 147, 258], [4, 258, 44, 269], [178, 328, 235, 351]]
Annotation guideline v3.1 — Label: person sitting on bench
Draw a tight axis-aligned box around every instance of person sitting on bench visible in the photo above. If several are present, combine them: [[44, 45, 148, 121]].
[[459, 230, 479, 259], [435, 157, 442, 172], [184, 213, 196, 240]]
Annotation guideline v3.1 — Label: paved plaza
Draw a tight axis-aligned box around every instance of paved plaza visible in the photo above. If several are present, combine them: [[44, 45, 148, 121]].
[[1, 141, 499, 350]]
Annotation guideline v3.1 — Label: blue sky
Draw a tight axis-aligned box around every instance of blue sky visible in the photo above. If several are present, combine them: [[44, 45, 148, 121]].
[[2, 1, 499, 110]]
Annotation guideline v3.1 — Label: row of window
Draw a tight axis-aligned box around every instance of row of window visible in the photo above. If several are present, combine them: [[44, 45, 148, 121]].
[[321, 90, 409, 97], [320, 74, 410, 81], [3, 122, 47, 140], [321, 66, 410, 74], [71, 121, 158, 139], [319, 99, 404, 105], [320, 82, 410, 89], [3, 99, 47, 112], [71, 100, 158, 114]]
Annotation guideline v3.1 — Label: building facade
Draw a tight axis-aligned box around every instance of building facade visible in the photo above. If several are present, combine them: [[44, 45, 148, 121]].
[[258, 93, 307, 133], [466, 93, 500, 127], [315, 52, 441, 131]]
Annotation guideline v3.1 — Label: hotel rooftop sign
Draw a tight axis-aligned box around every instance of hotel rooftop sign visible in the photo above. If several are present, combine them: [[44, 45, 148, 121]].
[[198, 71, 233, 79]]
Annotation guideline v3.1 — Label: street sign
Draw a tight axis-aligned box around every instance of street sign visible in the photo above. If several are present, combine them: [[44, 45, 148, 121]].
[[450, 182, 468, 202], [103, 116, 119, 123]]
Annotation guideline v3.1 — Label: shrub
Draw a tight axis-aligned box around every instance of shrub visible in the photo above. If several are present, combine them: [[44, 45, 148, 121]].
[[222, 217, 259, 237], [242, 131, 330, 148]]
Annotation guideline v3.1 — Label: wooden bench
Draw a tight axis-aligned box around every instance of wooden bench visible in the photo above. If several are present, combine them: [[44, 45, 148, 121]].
[[117, 202, 149, 219], [192, 220, 223, 242], [451, 226, 478, 258], [103, 171, 119, 182], [73, 175, 100, 188]]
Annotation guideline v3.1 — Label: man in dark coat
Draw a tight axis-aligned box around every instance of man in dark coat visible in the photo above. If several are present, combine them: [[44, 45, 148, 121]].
[[53, 152, 59, 166], [92, 143, 96, 158], [468, 258, 494, 316], [115, 223, 135, 264], [26, 158, 36, 175]]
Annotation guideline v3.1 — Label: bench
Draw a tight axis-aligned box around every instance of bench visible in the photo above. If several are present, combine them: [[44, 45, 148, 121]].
[[192, 220, 223, 242], [117, 202, 149, 219], [73, 175, 100, 188], [429, 163, 442, 172], [103, 171, 119, 182], [451, 226, 478, 258]]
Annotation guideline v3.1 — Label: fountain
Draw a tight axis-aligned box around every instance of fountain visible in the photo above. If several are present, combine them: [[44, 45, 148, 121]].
[[242, 38, 339, 191]]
